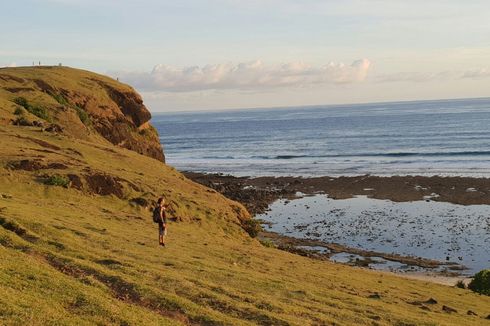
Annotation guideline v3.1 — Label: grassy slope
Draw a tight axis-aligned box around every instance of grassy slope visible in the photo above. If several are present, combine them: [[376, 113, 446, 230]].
[[0, 76, 490, 326], [0, 66, 164, 161], [0, 66, 123, 131]]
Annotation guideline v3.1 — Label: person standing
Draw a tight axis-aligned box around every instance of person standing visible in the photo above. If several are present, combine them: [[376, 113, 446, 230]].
[[153, 197, 168, 246]]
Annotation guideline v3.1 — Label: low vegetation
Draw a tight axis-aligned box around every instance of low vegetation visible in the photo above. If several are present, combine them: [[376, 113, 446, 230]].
[[13, 107, 24, 116], [13, 97, 51, 122], [51, 93, 91, 126], [242, 218, 262, 238], [44, 175, 70, 188], [74, 106, 90, 125], [469, 270, 490, 296]]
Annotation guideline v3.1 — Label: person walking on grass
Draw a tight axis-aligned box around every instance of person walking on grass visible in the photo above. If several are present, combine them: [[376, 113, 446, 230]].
[[153, 197, 168, 247]]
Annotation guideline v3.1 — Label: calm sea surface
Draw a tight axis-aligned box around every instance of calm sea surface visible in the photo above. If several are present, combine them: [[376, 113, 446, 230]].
[[153, 98, 490, 177]]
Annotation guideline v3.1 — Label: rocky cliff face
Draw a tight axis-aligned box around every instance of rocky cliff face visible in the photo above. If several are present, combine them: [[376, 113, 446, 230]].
[[0, 66, 165, 162]]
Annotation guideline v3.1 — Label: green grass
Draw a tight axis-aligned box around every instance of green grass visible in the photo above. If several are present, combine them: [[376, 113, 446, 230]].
[[74, 106, 90, 125], [13, 107, 24, 116], [44, 175, 70, 188], [13, 97, 51, 122]]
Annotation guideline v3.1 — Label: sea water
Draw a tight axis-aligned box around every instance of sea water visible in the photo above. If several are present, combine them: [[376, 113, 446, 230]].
[[153, 98, 490, 273], [256, 195, 490, 274], [153, 98, 490, 177]]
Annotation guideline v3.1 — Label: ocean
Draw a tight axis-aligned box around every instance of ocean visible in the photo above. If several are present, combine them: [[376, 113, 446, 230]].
[[153, 98, 490, 177]]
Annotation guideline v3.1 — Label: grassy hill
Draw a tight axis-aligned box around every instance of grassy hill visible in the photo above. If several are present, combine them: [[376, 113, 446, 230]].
[[1, 67, 490, 325]]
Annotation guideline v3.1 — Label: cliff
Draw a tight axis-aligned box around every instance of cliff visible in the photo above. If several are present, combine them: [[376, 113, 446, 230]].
[[0, 66, 164, 161]]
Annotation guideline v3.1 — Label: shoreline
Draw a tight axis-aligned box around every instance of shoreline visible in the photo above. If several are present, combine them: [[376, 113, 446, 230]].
[[184, 172, 490, 215], [184, 172, 488, 285]]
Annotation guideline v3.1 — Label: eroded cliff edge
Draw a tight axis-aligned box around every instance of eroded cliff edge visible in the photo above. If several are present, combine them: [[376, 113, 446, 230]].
[[0, 66, 164, 162]]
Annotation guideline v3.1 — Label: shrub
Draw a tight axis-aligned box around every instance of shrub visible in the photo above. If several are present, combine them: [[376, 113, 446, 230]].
[[455, 280, 466, 289], [27, 105, 50, 121], [74, 106, 90, 125], [14, 107, 24, 115], [242, 219, 262, 238], [45, 175, 70, 188], [468, 269, 490, 295], [260, 239, 276, 248], [13, 97, 28, 108], [51, 93, 69, 106], [13, 97, 50, 121], [13, 116, 31, 126]]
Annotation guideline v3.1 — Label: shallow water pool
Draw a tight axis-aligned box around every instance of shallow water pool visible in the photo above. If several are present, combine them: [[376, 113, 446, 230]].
[[256, 195, 490, 275]]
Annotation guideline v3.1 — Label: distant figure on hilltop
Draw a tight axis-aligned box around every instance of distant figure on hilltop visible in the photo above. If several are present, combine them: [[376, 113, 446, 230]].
[[153, 197, 168, 247]]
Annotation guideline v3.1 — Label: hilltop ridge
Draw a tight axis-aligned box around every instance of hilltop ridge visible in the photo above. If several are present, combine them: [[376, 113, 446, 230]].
[[0, 66, 164, 161]]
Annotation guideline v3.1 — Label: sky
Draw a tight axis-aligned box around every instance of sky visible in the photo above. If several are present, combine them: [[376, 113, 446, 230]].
[[1, 0, 490, 111]]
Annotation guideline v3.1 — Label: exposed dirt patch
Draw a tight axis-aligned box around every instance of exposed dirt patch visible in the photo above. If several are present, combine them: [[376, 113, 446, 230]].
[[0, 74, 26, 83], [67, 174, 83, 190], [129, 197, 151, 208], [95, 259, 123, 266], [4, 87, 35, 93], [0, 216, 39, 243], [83, 173, 124, 198], [9, 159, 68, 171], [15, 136, 61, 151], [33, 79, 56, 94], [66, 148, 83, 157]]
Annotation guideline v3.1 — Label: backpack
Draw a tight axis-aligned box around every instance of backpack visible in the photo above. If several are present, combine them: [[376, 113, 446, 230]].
[[152, 206, 161, 223]]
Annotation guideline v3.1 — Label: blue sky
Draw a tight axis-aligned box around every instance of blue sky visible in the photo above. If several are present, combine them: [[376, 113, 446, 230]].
[[2, 0, 490, 111]]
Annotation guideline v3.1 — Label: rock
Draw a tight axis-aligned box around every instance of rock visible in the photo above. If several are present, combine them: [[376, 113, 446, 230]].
[[129, 197, 151, 208], [442, 305, 457, 313], [424, 298, 438, 304], [32, 120, 45, 127], [368, 293, 381, 299], [467, 310, 477, 316], [84, 173, 124, 198], [67, 174, 83, 190], [44, 124, 63, 133], [13, 117, 33, 126]]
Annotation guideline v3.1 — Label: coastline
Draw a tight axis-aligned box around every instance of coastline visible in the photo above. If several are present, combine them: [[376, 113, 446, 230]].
[[184, 172, 490, 215], [185, 172, 489, 285]]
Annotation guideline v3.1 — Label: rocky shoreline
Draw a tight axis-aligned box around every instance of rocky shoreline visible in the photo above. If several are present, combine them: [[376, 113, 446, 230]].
[[184, 172, 490, 215], [184, 172, 489, 279]]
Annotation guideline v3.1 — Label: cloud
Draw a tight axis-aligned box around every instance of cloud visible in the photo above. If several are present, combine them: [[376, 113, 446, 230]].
[[376, 68, 490, 83], [0, 62, 16, 68], [461, 68, 490, 79], [112, 59, 371, 92]]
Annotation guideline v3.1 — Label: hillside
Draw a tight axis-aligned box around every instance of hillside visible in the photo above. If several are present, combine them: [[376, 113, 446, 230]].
[[1, 67, 490, 325], [0, 66, 164, 162]]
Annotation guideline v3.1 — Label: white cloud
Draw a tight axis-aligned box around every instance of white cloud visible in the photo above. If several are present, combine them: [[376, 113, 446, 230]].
[[0, 62, 16, 68], [113, 59, 371, 92], [376, 68, 490, 83], [461, 68, 490, 79]]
